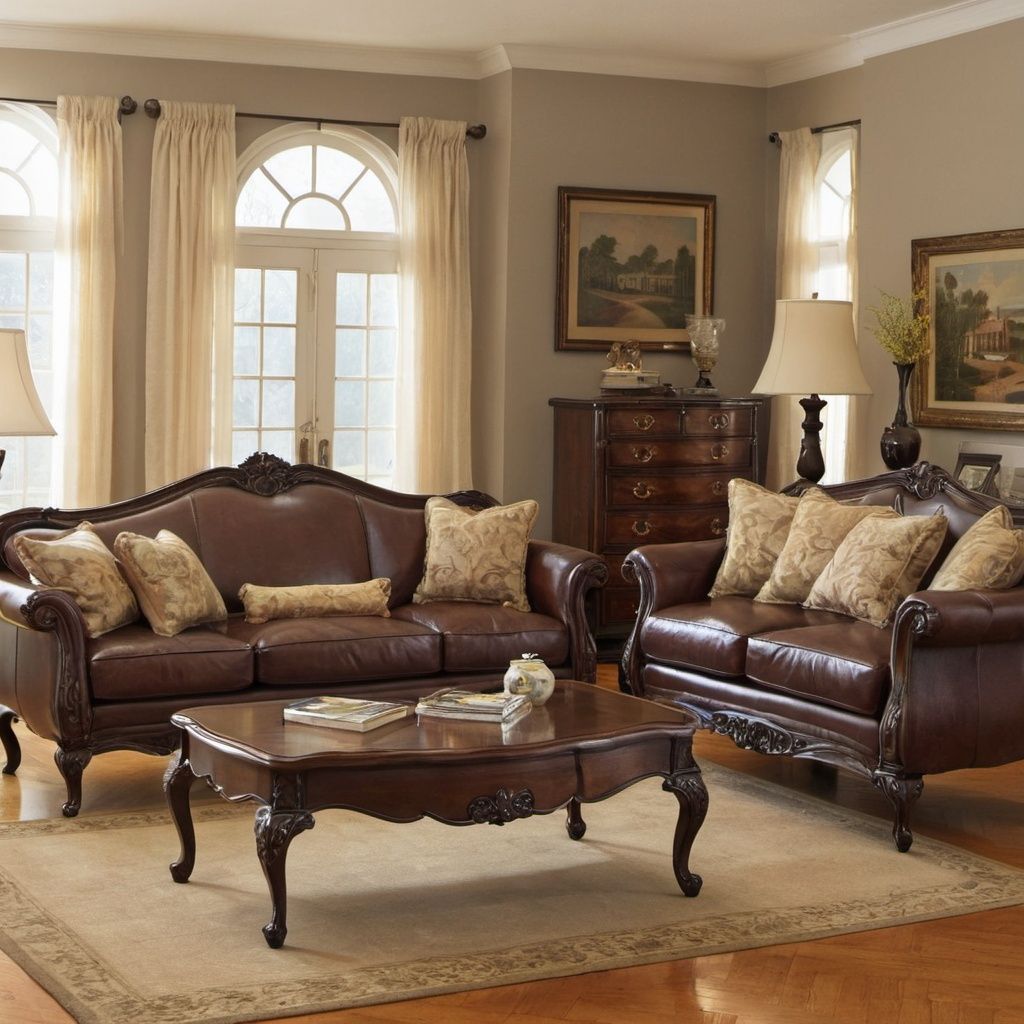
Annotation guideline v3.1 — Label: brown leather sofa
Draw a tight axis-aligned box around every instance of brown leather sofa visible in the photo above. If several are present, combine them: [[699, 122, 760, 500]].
[[621, 462, 1024, 852], [0, 454, 606, 817]]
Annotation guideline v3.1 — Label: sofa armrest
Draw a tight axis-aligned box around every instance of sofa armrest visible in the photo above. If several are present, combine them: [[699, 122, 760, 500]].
[[881, 589, 1024, 775], [0, 572, 93, 745], [525, 540, 608, 683], [620, 539, 726, 697]]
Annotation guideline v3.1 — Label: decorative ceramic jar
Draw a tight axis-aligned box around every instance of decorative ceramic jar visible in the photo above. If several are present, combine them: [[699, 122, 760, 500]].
[[880, 362, 922, 470], [503, 654, 555, 706]]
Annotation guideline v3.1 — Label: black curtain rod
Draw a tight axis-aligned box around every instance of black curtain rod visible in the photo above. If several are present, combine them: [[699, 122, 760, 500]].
[[767, 118, 861, 145], [0, 95, 139, 119], [143, 98, 485, 138]]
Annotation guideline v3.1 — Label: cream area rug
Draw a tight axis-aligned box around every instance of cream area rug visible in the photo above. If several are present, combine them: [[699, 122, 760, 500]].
[[2, 764, 1024, 1024]]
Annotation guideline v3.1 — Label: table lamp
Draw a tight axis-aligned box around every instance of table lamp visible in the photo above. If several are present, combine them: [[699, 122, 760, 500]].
[[0, 328, 56, 476], [753, 299, 871, 484]]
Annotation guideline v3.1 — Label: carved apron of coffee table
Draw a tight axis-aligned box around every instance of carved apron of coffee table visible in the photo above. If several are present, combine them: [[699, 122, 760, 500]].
[[166, 683, 707, 948]]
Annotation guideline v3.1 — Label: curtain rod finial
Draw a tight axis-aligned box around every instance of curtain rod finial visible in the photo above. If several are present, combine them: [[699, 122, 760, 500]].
[[467, 123, 487, 139], [119, 96, 137, 117], [144, 98, 162, 119], [768, 131, 781, 145]]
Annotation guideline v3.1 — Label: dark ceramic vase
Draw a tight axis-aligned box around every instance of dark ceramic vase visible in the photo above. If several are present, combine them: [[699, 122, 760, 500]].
[[880, 362, 922, 470]]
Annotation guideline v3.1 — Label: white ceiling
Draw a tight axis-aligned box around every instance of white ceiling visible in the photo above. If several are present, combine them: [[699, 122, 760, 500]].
[[2, 0, 1022, 86]]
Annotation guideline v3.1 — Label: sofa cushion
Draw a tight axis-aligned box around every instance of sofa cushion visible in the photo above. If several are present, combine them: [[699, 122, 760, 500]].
[[392, 602, 568, 672], [237, 616, 442, 686], [239, 579, 392, 623], [745, 622, 893, 715], [89, 623, 253, 700], [640, 597, 850, 678], [709, 479, 800, 598]]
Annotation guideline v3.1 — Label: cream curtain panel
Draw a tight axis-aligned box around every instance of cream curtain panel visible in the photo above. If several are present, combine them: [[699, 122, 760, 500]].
[[766, 127, 820, 491], [842, 126, 863, 481], [54, 95, 123, 508], [145, 101, 235, 490], [395, 116, 472, 494]]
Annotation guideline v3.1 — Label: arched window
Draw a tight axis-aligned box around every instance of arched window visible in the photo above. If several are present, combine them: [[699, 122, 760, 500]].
[[814, 129, 856, 484], [0, 103, 58, 512], [226, 126, 399, 486]]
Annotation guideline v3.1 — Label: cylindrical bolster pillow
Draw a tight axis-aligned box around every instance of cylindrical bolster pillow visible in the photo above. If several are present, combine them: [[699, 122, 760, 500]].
[[238, 579, 391, 624]]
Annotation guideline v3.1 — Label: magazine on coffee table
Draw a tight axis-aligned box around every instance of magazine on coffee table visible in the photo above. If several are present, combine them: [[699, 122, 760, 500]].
[[415, 689, 532, 725], [283, 696, 411, 732]]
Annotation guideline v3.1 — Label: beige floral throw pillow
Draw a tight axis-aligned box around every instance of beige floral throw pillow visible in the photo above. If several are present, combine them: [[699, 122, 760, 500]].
[[929, 504, 1024, 592], [413, 496, 538, 612], [708, 479, 800, 598], [756, 489, 898, 605], [114, 530, 227, 637], [239, 579, 392, 624], [13, 523, 138, 638], [804, 512, 948, 627]]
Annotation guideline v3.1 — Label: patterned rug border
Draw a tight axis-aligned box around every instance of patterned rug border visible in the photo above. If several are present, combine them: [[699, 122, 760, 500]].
[[2, 764, 1023, 1024]]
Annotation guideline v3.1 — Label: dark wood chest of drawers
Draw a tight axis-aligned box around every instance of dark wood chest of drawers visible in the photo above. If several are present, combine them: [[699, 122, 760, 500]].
[[549, 394, 765, 640]]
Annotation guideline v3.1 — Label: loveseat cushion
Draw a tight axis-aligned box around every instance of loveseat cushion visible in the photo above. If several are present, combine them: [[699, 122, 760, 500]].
[[640, 597, 850, 678], [391, 602, 568, 672], [89, 624, 253, 701], [236, 616, 442, 685], [745, 622, 892, 715]]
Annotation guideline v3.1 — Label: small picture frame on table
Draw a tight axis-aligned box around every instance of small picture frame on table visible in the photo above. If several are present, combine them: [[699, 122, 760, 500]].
[[953, 452, 1002, 496]]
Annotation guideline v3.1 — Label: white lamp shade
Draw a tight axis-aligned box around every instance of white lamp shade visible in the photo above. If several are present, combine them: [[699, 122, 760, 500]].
[[753, 299, 872, 396], [0, 328, 56, 436]]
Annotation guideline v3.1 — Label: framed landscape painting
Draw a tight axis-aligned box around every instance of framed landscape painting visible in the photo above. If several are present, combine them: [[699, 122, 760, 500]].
[[556, 186, 715, 351], [911, 227, 1024, 429]]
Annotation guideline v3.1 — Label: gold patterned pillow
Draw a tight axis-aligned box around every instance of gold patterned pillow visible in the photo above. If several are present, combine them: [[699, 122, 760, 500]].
[[755, 489, 898, 605], [929, 505, 1024, 591], [413, 496, 537, 612], [804, 513, 948, 627], [13, 523, 139, 638], [114, 530, 227, 637], [239, 579, 392, 624], [708, 479, 800, 598]]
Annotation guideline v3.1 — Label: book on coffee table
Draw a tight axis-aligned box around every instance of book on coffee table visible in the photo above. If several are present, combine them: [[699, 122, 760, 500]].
[[415, 689, 532, 725], [283, 696, 411, 732]]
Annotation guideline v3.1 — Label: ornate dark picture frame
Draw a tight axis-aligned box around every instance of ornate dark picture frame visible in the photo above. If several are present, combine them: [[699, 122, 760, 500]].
[[953, 451, 1001, 496], [556, 186, 715, 351], [911, 227, 1024, 430]]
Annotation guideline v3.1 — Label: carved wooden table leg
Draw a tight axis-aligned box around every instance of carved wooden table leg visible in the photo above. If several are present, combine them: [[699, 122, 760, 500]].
[[54, 746, 92, 818], [165, 750, 197, 883], [566, 797, 587, 840], [0, 708, 20, 775], [873, 771, 924, 853], [662, 768, 708, 897], [254, 805, 315, 949]]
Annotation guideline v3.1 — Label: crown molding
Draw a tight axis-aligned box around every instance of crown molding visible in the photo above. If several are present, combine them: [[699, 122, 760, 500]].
[[495, 43, 764, 87], [766, 0, 1024, 87], [0, 21, 483, 79]]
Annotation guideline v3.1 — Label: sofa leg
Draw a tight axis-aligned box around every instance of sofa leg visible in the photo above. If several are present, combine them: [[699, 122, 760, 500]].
[[54, 747, 92, 818], [0, 708, 21, 776], [873, 772, 924, 852]]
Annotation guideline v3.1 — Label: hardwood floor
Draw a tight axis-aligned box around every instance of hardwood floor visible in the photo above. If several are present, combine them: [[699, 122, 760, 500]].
[[3, 668, 1024, 1023]]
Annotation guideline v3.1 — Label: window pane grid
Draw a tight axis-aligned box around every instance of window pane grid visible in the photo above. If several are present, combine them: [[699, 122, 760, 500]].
[[231, 267, 297, 464]]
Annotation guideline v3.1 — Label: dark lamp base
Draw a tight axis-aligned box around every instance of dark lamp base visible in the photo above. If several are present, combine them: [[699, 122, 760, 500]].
[[795, 394, 827, 484]]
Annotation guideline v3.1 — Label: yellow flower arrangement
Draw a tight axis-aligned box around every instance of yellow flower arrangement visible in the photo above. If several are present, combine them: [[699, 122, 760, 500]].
[[867, 290, 931, 364]]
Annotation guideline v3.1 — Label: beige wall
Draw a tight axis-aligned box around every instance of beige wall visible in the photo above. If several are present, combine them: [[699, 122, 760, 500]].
[[502, 69, 767, 535]]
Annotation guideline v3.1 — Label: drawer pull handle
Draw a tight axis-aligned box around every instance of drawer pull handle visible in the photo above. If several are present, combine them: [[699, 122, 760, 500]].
[[709, 413, 731, 430], [712, 480, 725, 496], [632, 481, 655, 499], [633, 413, 655, 431], [711, 443, 730, 461], [632, 519, 652, 537], [632, 446, 656, 463], [710, 517, 726, 536]]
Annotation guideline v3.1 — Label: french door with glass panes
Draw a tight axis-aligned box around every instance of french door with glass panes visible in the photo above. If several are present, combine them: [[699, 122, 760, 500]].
[[231, 246, 398, 487]]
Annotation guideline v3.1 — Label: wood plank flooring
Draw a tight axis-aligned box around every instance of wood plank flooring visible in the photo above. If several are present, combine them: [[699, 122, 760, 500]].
[[2, 667, 1024, 1023]]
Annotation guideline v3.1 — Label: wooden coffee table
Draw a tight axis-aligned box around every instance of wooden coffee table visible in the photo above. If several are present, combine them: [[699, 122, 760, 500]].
[[166, 681, 707, 948]]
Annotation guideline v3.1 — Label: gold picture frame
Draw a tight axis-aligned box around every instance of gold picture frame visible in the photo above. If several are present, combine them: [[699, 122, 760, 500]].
[[555, 186, 715, 351]]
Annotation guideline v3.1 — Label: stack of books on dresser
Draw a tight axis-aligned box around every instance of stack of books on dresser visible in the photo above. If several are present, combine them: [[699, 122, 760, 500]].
[[415, 689, 532, 725]]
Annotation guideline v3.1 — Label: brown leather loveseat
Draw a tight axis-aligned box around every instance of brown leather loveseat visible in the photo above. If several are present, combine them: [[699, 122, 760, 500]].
[[621, 463, 1024, 852], [0, 454, 606, 816]]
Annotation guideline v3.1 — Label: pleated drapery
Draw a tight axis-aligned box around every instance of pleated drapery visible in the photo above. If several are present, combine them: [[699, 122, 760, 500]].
[[54, 95, 123, 508], [765, 127, 820, 491], [395, 116, 472, 494], [145, 100, 235, 489]]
